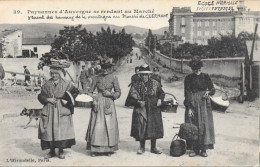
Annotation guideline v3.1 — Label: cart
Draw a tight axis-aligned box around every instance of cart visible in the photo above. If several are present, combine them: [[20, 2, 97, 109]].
[[239, 24, 259, 103]]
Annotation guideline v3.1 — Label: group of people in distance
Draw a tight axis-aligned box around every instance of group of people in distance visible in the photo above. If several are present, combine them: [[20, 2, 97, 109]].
[[78, 62, 100, 93], [36, 54, 216, 159]]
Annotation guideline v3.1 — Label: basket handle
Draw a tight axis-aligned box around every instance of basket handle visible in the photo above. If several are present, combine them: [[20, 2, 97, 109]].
[[163, 92, 177, 101], [172, 134, 179, 141]]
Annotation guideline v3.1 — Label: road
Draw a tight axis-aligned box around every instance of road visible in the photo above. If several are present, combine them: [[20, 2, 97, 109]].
[[0, 47, 259, 166]]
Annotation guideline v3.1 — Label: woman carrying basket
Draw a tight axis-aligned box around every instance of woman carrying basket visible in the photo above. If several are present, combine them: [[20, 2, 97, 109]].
[[130, 64, 165, 155], [184, 56, 215, 157]]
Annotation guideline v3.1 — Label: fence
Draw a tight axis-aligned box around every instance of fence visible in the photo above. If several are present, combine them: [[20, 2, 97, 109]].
[[0, 58, 81, 84]]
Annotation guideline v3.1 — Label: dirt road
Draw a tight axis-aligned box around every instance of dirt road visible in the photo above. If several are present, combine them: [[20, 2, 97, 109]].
[[0, 47, 259, 166]]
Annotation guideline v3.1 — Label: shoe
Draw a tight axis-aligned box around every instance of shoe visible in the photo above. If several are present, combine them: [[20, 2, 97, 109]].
[[200, 151, 208, 157], [44, 151, 55, 159], [58, 152, 65, 159], [58, 150, 65, 159], [151, 148, 162, 154], [189, 151, 199, 157], [137, 147, 145, 154]]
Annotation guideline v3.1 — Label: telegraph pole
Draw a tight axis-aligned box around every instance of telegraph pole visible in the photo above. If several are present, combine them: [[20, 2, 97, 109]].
[[170, 38, 173, 66], [154, 35, 157, 58], [148, 37, 151, 56]]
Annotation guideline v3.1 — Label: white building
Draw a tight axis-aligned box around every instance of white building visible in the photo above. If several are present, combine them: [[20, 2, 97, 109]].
[[0, 30, 22, 58], [22, 38, 54, 58]]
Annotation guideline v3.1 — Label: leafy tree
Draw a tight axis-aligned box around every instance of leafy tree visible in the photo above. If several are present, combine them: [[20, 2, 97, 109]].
[[159, 32, 254, 59], [145, 29, 156, 54], [41, 25, 134, 65]]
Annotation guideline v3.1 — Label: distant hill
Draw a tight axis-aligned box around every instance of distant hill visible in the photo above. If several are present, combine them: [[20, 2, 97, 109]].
[[153, 26, 169, 35], [0, 23, 168, 38]]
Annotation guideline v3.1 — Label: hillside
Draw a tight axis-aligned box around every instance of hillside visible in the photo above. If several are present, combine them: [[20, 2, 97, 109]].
[[0, 23, 168, 38]]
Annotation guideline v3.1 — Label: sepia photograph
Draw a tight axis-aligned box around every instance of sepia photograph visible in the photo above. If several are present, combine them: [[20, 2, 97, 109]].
[[0, 0, 259, 166]]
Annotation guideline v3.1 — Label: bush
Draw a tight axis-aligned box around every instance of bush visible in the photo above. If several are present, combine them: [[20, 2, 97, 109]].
[[41, 25, 134, 65], [158, 32, 255, 59]]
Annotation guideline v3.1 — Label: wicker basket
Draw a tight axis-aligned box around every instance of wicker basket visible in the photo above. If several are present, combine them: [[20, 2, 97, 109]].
[[210, 89, 230, 112], [49, 59, 71, 68], [25, 87, 41, 92], [75, 101, 92, 108], [160, 93, 178, 113]]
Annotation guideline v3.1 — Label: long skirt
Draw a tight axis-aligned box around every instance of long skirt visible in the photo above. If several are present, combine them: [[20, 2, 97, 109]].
[[131, 97, 164, 141], [85, 93, 119, 153], [41, 139, 75, 150], [185, 91, 215, 151]]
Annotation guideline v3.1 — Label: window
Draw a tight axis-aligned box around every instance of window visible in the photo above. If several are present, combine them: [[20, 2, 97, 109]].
[[181, 27, 185, 34], [213, 30, 217, 36], [227, 30, 233, 34], [205, 30, 209, 36], [205, 21, 209, 27], [212, 21, 216, 26], [197, 30, 201, 36], [198, 21, 201, 27], [33, 47, 37, 53], [181, 17, 185, 25], [228, 22, 231, 26]]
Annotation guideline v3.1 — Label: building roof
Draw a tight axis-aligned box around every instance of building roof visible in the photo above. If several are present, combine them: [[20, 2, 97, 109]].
[[23, 38, 55, 45], [193, 12, 237, 17], [158, 35, 182, 41], [249, 11, 260, 16], [172, 7, 192, 13], [0, 29, 19, 38]]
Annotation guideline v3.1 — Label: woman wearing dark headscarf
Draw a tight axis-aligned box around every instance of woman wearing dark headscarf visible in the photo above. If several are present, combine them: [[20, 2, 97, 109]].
[[0, 63, 5, 89], [38, 66, 79, 159], [184, 56, 215, 157], [151, 67, 162, 86], [85, 61, 121, 157], [130, 64, 165, 155], [125, 66, 141, 107]]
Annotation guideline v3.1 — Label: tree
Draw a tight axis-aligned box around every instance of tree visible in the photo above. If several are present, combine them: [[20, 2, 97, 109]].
[[158, 32, 252, 59], [238, 31, 259, 41], [145, 29, 156, 57], [41, 25, 134, 65], [45, 33, 53, 38]]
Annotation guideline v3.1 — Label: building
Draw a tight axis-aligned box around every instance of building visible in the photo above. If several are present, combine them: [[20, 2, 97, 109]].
[[168, 0, 260, 45], [0, 30, 22, 58], [157, 32, 183, 48], [22, 37, 55, 58]]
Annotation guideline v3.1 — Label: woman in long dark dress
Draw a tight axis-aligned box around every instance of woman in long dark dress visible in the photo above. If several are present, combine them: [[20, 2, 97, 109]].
[[184, 56, 215, 157], [38, 66, 79, 159], [130, 64, 165, 155], [85, 62, 121, 157]]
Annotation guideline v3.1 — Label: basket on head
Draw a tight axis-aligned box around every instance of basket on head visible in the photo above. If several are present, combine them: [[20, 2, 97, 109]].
[[160, 93, 178, 113], [49, 59, 71, 68]]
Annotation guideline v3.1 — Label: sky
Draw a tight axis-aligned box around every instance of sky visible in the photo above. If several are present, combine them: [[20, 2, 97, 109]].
[[0, 0, 259, 30]]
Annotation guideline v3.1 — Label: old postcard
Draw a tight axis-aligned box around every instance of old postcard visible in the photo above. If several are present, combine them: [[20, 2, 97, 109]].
[[0, 0, 259, 166]]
